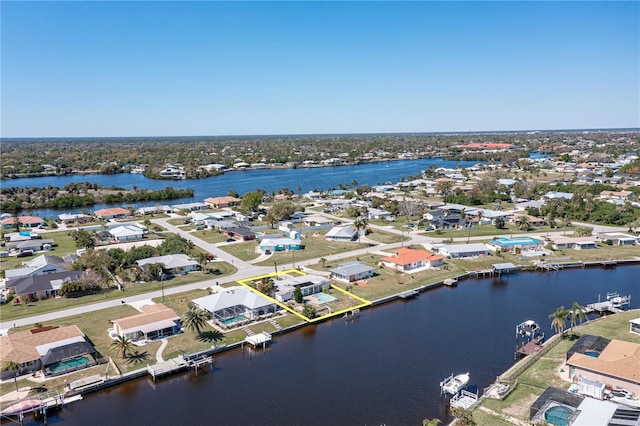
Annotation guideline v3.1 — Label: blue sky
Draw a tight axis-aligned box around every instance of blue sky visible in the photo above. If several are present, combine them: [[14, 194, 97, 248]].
[[1, 1, 638, 137]]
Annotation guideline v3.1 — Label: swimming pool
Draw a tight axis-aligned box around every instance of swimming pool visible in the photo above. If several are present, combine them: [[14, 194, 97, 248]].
[[492, 237, 543, 247], [48, 356, 91, 373], [315, 293, 336, 303], [221, 315, 247, 325], [544, 405, 573, 426]]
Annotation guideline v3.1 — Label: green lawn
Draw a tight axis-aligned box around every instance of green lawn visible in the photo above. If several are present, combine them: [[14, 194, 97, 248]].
[[191, 229, 229, 244], [422, 224, 560, 239], [0, 268, 235, 322], [255, 234, 374, 267], [364, 228, 408, 244], [0, 230, 80, 272], [308, 253, 468, 301], [476, 309, 640, 423], [548, 243, 640, 262]]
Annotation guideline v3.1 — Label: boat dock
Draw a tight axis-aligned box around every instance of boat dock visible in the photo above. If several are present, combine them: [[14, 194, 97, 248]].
[[443, 278, 458, 286], [585, 292, 631, 314], [0, 390, 81, 425], [492, 263, 522, 276], [398, 289, 418, 299], [450, 389, 479, 409], [147, 356, 189, 381], [244, 331, 273, 349]]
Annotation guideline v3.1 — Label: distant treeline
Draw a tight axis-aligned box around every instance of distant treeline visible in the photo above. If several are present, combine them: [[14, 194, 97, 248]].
[[0, 182, 194, 212]]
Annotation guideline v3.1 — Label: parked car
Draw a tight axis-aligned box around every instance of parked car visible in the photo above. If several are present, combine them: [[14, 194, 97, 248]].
[[17, 250, 34, 257], [225, 238, 236, 243]]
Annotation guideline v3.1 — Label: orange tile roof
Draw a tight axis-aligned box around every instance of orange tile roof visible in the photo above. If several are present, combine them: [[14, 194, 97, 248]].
[[95, 207, 129, 216], [381, 248, 443, 266], [567, 339, 640, 383], [0, 216, 44, 225], [0, 325, 85, 364]]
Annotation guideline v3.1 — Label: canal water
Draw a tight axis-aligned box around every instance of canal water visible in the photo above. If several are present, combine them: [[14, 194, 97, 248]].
[[38, 266, 637, 426]]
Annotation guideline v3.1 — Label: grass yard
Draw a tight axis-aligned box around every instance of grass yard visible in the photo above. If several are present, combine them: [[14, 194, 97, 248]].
[[0, 269, 231, 322], [192, 229, 231, 244], [476, 309, 640, 423], [309, 253, 467, 301], [549, 243, 640, 262], [255, 236, 374, 267], [364, 228, 408, 244], [219, 240, 261, 261]]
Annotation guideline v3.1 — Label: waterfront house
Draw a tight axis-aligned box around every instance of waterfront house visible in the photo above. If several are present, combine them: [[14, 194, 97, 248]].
[[94, 207, 129, 220], [7, 270, 85, 301], [136, 205, 172, 215], [136, 254, 199, 275], [566, 335, 640, 396], [274, 274, 331, 302], [224, 227, 256, 241], [109, 225, 145, 242], [204, 196, 242, 208], [546, 235, 598, 250], [257, 237, 302, 254], [596, 232, 639, 246], [486, 237, 544, 253], [433, 243, 490, 258], [111, 304, 181, 342], [192, 286, 278, 326], [159, 166, 186, 179], [0, 216, 46, 230], [329, 261, 375, 283], [380, 247, 444, 272], [325, 225, 358, 242], [0, 325, 97, 379], [58, 213, 93, 224], [170, 202, 207, 212], [4, 254, 69, 281]]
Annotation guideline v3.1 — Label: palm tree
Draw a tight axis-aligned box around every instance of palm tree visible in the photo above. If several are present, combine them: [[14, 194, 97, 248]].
[[569, 302, 587, 334], [182, 307, 210, 336], [515, 215, 531, 231], [2, 361, 23, 392], [353, 216, 368, 244], [196, 252, 209, 275], [109, 335, 135, 359], [549, 306, 570, 338]]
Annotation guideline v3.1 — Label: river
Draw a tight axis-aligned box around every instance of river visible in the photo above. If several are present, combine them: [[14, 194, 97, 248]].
[[4, 158, 479, 218], [34, 266, 638, 426]]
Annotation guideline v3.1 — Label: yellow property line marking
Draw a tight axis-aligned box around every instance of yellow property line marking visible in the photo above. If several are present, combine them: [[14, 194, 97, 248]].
[[237, 270, 371, 323]]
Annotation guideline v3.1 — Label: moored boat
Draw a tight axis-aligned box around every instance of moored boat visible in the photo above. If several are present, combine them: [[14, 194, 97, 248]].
[[440, 372, 470, 395]]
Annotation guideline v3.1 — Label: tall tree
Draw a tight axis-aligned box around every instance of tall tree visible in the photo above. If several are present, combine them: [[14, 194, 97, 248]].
[[182, 307, 210, 336], [569, 302, 587, 334], [549, 306, 570, 337], [109, 336, 135, 359], [353, 216, 369, 244], [2, 361, 23, 392]]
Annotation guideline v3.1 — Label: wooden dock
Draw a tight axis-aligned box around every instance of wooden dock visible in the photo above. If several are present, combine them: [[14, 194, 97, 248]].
[[443, 278, 458, 286], [398, 289, 418, 299], [450, 389, 479, 409], [0, 390, 80, 425], [244, 331, 273, 348], [147, 356, 188, 381], [585, 293, 631, 315]]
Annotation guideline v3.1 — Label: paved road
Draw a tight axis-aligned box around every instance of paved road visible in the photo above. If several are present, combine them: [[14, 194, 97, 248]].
[[0, 214, 628, 331]]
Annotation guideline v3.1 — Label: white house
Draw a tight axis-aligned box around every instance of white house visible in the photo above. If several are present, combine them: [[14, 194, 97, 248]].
[[192, 286, 278, 325], [137, 254, 199, 274], [274, 274, 331, 302], [329, 261, 374, 283], [546, 236, 598, 250], [434, 243, 490, 258], [109, 225, 145, 242], [5, 255, 68, 281], [325, 225, 358, 242]]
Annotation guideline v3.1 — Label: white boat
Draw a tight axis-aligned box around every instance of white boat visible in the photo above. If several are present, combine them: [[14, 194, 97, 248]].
[[441, 372, 470, 395]]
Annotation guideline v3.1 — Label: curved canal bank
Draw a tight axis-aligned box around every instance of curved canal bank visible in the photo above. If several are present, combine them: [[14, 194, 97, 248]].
[[22, 264, 637, 426]]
